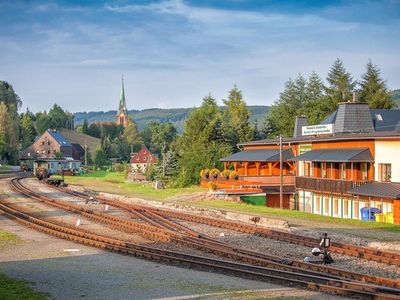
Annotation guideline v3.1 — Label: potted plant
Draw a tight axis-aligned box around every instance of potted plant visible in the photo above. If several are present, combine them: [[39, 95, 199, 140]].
[[209, 168, 220, 179], [200, 168, 210, 179], [220, 169, 231, 179], [229, 171, 239, 180]]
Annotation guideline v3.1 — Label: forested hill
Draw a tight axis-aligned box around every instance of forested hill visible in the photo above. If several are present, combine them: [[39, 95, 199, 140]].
[[74, 106, 270, 132], [391, 89, 400, 108]]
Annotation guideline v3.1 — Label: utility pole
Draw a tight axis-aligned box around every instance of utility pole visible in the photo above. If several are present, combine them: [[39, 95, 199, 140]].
[[279, 134, 283, 209]]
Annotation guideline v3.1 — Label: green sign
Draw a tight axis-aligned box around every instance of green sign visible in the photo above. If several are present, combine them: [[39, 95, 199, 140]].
[[299, 144, 312, 155]]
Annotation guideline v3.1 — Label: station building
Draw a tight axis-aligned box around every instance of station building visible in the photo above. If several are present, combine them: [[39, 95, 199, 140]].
[[205, 100, 400, 224]]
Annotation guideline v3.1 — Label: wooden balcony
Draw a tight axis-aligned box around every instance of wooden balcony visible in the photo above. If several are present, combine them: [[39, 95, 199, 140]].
[[295, 176, 369, 194]]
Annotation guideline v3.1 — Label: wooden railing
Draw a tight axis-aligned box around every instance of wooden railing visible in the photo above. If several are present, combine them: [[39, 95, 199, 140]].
[[295, 176, 369, 194]]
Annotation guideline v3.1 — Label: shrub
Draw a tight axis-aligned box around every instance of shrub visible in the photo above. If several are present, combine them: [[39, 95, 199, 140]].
[[229, 171, 239, 180], [209, 168, 220, 178], [220, 169, 231, 179], [115, 163, 124, 173], [200, 168, 210, 178], [208, 181, 218, 191]]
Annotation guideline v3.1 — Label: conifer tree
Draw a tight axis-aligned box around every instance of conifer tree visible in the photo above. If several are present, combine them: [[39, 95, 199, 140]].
[[221, 85, 252, 149], [304, 72, 332, 124], [359, 59, 394, 108], [325, 59, 356, 106]]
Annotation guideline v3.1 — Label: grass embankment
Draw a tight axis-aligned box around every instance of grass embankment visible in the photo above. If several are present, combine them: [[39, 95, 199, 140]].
[[194, 200, 400, 233], [61, 171, 400, 238], [0, 273, 47, 300], [61, 171, 204, 200]]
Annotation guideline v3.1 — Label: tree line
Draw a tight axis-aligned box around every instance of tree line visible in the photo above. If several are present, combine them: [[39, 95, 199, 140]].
[[0, 58, 396, 186], [265, 59, 394, 137]]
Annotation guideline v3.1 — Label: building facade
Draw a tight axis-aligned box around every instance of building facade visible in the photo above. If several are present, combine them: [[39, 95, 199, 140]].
[[130, 145, 158, 174], [206, 101, 400, 224]]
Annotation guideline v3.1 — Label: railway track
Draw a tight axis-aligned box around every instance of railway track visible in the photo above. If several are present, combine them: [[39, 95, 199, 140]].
[[54, 183, 400, 268], [45, 181, 400, 289], [2, 178, 400, 299]]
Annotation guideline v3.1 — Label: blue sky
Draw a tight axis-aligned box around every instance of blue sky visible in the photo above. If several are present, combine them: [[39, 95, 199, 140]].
[[1, 0, 399, 113]]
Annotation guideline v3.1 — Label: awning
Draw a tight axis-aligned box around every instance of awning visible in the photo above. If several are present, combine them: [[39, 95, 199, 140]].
[[220, 148, 294, 162], [348, 182, 400, 199], [289, 148, 374, 162]]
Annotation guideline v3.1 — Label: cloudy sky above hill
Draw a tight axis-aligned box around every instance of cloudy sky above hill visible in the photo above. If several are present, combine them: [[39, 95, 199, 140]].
[[1, 0, 399, 112]]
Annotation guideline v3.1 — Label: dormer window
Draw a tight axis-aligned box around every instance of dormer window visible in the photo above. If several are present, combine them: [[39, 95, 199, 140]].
[[375, 114, 383, 121]]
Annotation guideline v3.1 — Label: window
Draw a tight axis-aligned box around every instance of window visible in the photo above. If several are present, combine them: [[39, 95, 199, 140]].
[[361, 163, 368, 180], [324, 197, 329, 214], [375, 114, 383, 121], [354, 201, 359, 219], [321, 162, 326, 178], [315, 195, 320, 213], [304, 162, 311, 177], [340, 163, 346, 180], [343, 200, 349, 216], [379, 164, 391, 182], [333, 199, 338, 215], [47, 150, 51, 154]]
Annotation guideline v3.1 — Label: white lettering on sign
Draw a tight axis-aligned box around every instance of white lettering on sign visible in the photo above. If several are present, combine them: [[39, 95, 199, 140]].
[[302, 124, 334, 136]]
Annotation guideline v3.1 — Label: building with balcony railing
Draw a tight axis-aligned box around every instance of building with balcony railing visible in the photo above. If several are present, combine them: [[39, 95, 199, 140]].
[[209, 100, 400, 224]]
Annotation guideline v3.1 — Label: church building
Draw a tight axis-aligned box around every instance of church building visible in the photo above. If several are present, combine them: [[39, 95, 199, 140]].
[[116, 76, 128, 127]]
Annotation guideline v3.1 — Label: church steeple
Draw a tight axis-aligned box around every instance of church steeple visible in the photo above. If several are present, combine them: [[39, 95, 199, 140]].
[[116, 75, 128, 127]]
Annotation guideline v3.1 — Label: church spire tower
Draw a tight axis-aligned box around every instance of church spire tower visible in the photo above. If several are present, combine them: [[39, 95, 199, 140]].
[[116, 75, 128, 127]]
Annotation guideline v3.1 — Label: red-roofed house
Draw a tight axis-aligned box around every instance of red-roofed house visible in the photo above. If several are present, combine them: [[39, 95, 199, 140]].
[[130, 145, 158, 173]]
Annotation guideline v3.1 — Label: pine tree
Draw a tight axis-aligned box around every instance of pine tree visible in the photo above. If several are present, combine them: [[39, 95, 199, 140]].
[[221, 85, 252, 149], [304, 72, 333, 124], [265, 77, 301, 137], [359, 59, 394, 108], [325, 59, 356, 106]]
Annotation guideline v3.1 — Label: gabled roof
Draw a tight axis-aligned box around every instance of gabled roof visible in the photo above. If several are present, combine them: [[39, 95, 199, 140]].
[[289, 148, 374, 162], [220, 148, 294, 162], [130, 145, 158, 164], [348, 182, 400, 199], [47, 130, 72, 147]]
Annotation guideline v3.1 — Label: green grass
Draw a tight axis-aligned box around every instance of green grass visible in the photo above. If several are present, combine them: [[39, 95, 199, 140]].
[[0, 230, 20, 249], [0, 273, 47, 300], [61, 171, 205, 200], [0, 164, 12, 171], [192, 200, 400, 232]]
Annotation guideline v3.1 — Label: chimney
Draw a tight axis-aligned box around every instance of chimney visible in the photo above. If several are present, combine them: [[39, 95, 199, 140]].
[[352, 91, 358, 103], [293, 115, 308, 138]]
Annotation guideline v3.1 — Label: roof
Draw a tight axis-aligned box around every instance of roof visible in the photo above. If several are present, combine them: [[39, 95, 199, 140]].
[[130, 145, 158, 164], [220, 148, 294, 162], [321, 108, 400, 132], [348, 182, 400, 199], [289, 148, 374, 162], [59, 129, 101, 157], [47, 130, 72, 147], [333, 102, 375, 134]]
